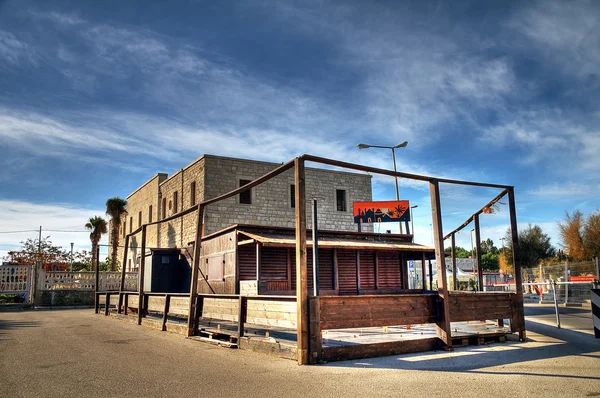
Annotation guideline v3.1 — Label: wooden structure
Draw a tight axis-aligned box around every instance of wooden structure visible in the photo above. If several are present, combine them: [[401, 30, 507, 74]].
[[98, 154, 525, 365]]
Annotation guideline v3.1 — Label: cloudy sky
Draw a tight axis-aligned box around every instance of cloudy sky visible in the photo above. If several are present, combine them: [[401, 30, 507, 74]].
[[1, 0, 599, 259]]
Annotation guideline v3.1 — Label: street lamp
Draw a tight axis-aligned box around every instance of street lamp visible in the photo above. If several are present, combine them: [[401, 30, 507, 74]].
[[410, 205, 418, 242], [470, 228, 476, 282], [357, 141, 409, 233]]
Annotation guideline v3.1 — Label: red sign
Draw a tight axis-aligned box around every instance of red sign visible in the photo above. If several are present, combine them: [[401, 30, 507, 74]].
[[353, 200, 410, 224]]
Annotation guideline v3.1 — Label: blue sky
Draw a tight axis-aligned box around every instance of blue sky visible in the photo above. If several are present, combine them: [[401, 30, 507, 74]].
[[1, 0, 599, 258]]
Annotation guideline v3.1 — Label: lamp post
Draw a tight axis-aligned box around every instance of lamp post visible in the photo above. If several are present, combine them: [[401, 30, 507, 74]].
[[410, 205, 418, 242], [357, 141, 408, 233], [70, 242, 74, 272]]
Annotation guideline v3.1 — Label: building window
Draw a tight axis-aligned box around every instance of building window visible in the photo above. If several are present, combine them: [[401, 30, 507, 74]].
[[173, 191, 178, 213], [148, 205, 152, 223], [336, 189, 347, 212], [138, 211, 142, 227], [162, 198, 167, 219], [290, 184, 295, 208], [239, 179, 252, 205], [122, 220, 126, 237], [129, 216, 133, 233], [190, 182, 196, 207]]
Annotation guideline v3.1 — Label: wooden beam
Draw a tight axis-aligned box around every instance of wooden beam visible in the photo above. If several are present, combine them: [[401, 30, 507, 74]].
[[474, 214, 483, 291], [256, 242, 262, 293], [294, 158, 309, 365], [301, 154, 511, 189], [451, 233, 457, 291], [429, 179, 452, 349], [117, 234, 130, 314], [508, 187, 526, 341], [443, 189, 508, 240], [162, 294, 170, 331], [237, 296, 247, 338], [429, 260, 433, 290], [309, 297, 322, 364], [187, 204, 205, 337], [286, 247, 292, 292], [137, 225, 147, 326]]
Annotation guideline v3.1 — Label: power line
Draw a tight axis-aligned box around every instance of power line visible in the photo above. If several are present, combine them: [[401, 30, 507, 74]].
[[0, 230, 39, 234]]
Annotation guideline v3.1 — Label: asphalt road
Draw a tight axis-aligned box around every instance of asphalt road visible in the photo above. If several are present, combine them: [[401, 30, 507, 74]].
[[1, 306, 600, 398]]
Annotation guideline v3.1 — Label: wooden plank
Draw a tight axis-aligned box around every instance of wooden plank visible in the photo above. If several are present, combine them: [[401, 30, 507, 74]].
[[301, 155, 510, 189], [474, 214, 483, 291], [430, 179, 452, 349], [333, 249, 339, 292], [137, 225, 147, 325], [421, 252, 427, 291], [295, 158, 309, 365], [309, 297, 322, 364], [322, 338, 439, 362], [374, 251, 380, 290], [508, 187, 526, 340], [356, 250, 361, 294], [162, 295, 171, 331], [451, 233, 457, 291], [187, 204, 205, 336], [238, 296, 247, 338], [104, 292, 110, 316]]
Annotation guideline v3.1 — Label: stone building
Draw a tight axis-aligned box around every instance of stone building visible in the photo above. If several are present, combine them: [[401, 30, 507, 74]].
[[113, 155, 373, 271]]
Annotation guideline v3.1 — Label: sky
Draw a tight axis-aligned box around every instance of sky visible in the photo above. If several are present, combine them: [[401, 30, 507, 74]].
[[1, 0, 599, 260]]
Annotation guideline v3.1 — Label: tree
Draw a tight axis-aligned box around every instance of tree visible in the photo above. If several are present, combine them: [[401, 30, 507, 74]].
[[85, 216, 108, 271], [3, 236, 70, 271], [444, 246, 472, 258], [584, 210, 600, 259], [105, 197, 127, 271], [503, 224, 556, 269], [558, 210, 587, 261], [480, 238, 498, 255]]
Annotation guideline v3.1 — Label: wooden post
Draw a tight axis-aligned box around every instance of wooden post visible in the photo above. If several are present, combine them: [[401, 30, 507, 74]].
[[256, 242, 262, 294], [295, 158, 309, 365], [187, 205, 205, 337], [309, 297, 322, 364], [118, 234, 130, 314], [451, 233, 458, 291], [421, 252, 427, 291], [237, 296, 247, 338], [508, 187, 526, 341], [137, 225, 147, 326], [474, 214, 483, 291], [162, 294, 171, 331], [104, 292, 110, 316], [194, 295, 204, 327], [429, 179, 452, 349], [312, 199, 320, 296], [124, 293, 129, 315]]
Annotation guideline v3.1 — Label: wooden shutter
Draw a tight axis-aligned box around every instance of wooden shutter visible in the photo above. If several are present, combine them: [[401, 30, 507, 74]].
[[337, 249, 357, 295], [261, 247, 287, 280], [238, 244, 256, 280], [378, 251, 401, 288], [359, 251, 376, 289]]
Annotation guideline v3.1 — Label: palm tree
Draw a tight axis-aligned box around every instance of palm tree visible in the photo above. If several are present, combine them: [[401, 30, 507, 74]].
[[105, 197, 127, 271], [85, 216, 108, 271]]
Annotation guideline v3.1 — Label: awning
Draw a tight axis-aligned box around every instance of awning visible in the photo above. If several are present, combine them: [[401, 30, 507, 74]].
[[238, 230, 435, 253]]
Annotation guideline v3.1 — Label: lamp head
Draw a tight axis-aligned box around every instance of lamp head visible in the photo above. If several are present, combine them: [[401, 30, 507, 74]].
[[395, 141, 408, 148], [357, 143, 370, 149], [411, 205, 418, 209]]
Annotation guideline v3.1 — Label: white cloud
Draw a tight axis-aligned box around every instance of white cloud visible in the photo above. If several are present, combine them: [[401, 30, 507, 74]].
[[0, 200, 108, 261], [0, 30, 30, 65], [528, 182, 600, 200]]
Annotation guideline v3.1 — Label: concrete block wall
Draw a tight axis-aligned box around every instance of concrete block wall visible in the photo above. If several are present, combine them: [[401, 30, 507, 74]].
[[111, 155, 373, 267], [114, 173, 166, 271]]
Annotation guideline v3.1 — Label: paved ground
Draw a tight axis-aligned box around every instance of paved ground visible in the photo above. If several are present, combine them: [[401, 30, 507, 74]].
[[1, 305, 600, 398]]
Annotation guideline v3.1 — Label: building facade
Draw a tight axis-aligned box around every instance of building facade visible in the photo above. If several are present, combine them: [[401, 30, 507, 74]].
[[113, 155, 373, 271]]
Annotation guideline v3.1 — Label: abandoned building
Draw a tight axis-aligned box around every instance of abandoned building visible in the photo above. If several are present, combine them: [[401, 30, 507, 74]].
[[113, 154, 373, 272]]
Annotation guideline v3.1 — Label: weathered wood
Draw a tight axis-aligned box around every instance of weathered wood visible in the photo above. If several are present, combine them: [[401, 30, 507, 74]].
[[295, 158, 309, 365], [374, 251, 380, 290], [356, 250, 361, 295], [474, 214, 483, 291], [104, 292, 110, 316], [333, 249, 339, 292], [309, 297, 322, 364], [508, 187, 526, 340], [430, 179, 452, 349], [187, 204, 205, 336], [301, 155, 511, 189], [451, 233, 457, 291], [162, 295, 171, 331], [322, 338, 439, 362], [117, 234, 130, 314], [137, 225, 147, 326], [237, 296, 247, 338]]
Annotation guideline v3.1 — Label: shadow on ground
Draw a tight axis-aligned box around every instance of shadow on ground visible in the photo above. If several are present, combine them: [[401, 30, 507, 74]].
[[324, 319, 600, 382]]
